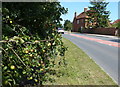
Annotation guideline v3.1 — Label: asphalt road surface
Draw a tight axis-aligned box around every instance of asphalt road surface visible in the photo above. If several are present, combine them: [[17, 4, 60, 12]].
[[63, 32, 119, 85]]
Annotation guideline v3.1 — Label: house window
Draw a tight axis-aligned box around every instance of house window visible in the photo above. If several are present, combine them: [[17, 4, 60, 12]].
[[77, 20, 79, 24], [83, 19, 85, 23], [81, 19, 84, 23]]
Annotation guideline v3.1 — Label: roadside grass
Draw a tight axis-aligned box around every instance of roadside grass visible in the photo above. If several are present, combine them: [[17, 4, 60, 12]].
[[0, 45, 2, 85], [45, 38, 116, 85]]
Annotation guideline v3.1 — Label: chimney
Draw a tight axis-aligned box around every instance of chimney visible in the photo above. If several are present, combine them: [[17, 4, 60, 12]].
[[74, 12, 77, 18], [84, 7, 88, 12]]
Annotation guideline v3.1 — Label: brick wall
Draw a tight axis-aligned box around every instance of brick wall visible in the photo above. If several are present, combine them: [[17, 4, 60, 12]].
[[72, 18, 85, 32], [72, 21, 80, 32], [81, 28, 118, 36]]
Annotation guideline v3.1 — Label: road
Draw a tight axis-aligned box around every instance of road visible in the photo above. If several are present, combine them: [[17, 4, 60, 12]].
[[63, 32, 119, 85]]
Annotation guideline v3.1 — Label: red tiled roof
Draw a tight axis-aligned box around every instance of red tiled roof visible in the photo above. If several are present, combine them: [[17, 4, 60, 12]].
[[76, 10, 92, 19], [112, 19, 120, 24], [76, 12, 87, 19]]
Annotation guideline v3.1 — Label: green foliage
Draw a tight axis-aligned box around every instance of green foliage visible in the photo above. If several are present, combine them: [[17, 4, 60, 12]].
[[86, 0, 110, 28], [2, 2, 68, 38], [64, 20, 72, 31], [56, 23, 63, 28], [2, 2, 68, 86], [112, 21, 120, 29]]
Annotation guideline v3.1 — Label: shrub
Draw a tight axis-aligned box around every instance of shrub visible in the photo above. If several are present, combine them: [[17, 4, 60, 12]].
[[2, 2, 68, 86]]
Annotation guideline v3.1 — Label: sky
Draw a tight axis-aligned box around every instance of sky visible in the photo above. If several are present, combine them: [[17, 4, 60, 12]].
[[60, 1, 119, 25]]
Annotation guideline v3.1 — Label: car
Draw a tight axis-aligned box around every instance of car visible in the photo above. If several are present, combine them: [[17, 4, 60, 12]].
[[57, 28, 64, 34]]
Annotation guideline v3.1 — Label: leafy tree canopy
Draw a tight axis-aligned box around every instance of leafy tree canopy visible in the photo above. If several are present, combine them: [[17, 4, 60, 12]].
[[2, 2, 68, 38], [86, 0, 110, 28], [112, 21, 120, 29], [2, 2, 68, 86], [64, 20, 72, 31]]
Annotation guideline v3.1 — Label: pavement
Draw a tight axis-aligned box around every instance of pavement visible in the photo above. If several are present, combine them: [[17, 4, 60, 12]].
[[69, 32, 119, 39], [63, 32, 119, 85], [84, 33, 119, 39]]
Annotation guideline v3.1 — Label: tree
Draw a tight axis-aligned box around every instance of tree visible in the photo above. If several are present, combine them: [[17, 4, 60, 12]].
[[64, 20, 72, 31], [2, 2, 68, 38], [112, 21, 120, 29], [86, 0, 110, 28], [2, 2, 68, 86], [56, 23, 63, 28]]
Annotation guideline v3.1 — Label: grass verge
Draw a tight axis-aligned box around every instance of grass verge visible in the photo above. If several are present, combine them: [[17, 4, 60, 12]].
[[45, 38, 116, 85]]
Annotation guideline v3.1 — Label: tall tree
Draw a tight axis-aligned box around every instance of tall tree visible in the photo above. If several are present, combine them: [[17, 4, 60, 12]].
[[64, 20, 72, 31], [87, 0, 110, 28]]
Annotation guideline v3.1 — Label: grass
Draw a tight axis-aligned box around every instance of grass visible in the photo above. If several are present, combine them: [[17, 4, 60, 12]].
[[45, 38, 116, 85]]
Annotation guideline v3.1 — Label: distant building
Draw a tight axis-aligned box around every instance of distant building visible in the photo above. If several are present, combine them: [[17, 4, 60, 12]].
[[112, 19, 120, 24], [72, 8, 93, 32], [72, 8, 112, 32]]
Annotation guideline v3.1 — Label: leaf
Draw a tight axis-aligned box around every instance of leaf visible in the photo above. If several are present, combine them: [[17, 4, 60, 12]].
[[3, 66, 7, 71]]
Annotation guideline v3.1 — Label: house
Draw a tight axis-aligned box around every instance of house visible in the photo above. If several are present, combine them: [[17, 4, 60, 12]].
[[112, 19, 120, 24], [72, 8, 89, 32], [72, 8, 111, 32]]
